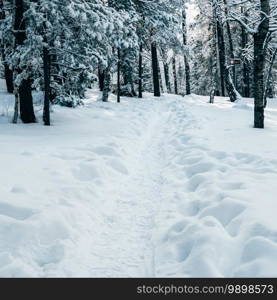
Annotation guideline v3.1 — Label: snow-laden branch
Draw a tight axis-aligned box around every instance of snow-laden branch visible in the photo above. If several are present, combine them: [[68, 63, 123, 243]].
[[228, 14, 257, 34]]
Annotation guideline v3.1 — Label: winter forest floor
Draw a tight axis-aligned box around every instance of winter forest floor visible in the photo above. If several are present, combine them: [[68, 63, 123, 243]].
[[1, 86, 277, 277]]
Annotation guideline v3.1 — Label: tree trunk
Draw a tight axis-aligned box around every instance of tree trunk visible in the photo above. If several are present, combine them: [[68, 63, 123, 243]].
[[98, 67, 105, 92], [242, 61, 250, 98], [138, 43, 143, 98], [102, 67, 111, 102], [160, 48, 171, 93], [151, 42, 161, 97], [43, 45, 50, 126], [12, 91, 19, 124], [14, 0, 36, 123], [172, 56, 178, 95], [216, 17, 238, 102], [182, 9, 191, 95], [4, 65, 14, 93], [117, 48, 121, 103], [157, 58, 164, 94], [163, 61, 171, 93], [210, 1, 219, 103], [224, 0, 236, 86], [216, 20, 225, 96], [210, 89, 215, 104], [184, 58, 191, 95], [241, 7, 250, 97], [253, 0, 270, 128], [18, 79, 36, 123]]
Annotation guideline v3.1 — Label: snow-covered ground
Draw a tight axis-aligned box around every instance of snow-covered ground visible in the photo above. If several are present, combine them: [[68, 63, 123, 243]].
[[0, 83, 277, 277]]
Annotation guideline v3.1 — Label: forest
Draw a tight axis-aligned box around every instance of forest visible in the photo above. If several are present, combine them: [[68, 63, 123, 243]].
[[1, 0, 277, 280], [0, 0, 276, 128]]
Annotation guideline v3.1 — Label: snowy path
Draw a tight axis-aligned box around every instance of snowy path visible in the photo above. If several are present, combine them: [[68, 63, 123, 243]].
[[84, 101, 170, 277], [1, 91, 277, 277]]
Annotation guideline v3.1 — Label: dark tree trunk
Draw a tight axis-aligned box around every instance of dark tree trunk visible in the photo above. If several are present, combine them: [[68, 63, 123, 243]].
[[226, 24, 236, 86], [217, 18, 238, 102], [157, 58, 164, 94], [182, 9, 191, 95], [163, 61, 171, 93], [14, 0, 36, 123], [210, 1, 219, 103], [18, 78, 36, 123], [241, 8, 250, 97], [117, 48, 121, 103], [43, 45, 50, 126], [98, 67, 105, 92], [216, 20, 225, 96], [172, 56, 178, 95], [151, 42, 160, 97], [102, 67, 111, 102], [184, 58, 191, 95], [4, 65, 14, 93], [0, 0, 14, 93], [225, 69, 238, 102], [12, 92, 19, 123], [210, 89, 215, 104], [253, 0, 270, 128], [242, 61, 250, 98], [138, 43, 143, 98], [160, 48, 171, 93], [224, 0, 236, 86]]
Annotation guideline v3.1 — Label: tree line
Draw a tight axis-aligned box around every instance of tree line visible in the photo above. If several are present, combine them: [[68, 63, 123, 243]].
[[0, 0, 276, 128]]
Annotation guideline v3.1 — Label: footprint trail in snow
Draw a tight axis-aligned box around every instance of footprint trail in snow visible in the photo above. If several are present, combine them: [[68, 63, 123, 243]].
[[0, 91, 277, 277]]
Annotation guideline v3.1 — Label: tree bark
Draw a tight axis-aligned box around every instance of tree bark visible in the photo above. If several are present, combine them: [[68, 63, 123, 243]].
[[160, 48, 171, 93], [241, 7, 250, 97], [172, 56, 178, 95], [182, 9, 191, 95], [43, 45, 50, 125], [253, 0, 270, 128], [102, 67, 111, 102], [98, 66, 105, 92], [216, 17, 238, 102], [157, 57, 164, 94], [117, 48, 121, 103], [4, 64, 14, 93], [14, 0, 36, 123], [151, 42, 161, 97], [163, 61, 171, 93], [224, 0, 236, 86], [138, 43, 143, 98], [216, 20, 225, 96], [210, 0, 219, 102]]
